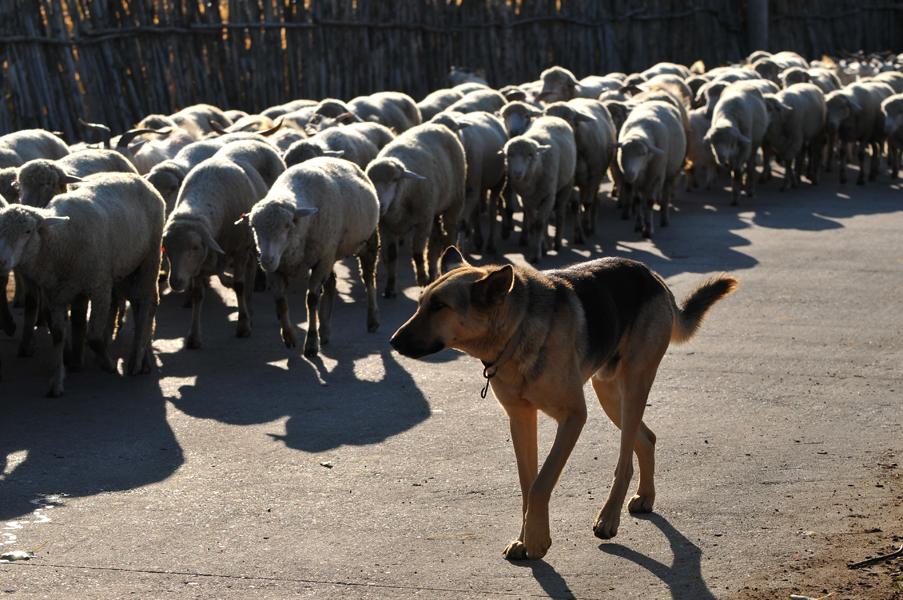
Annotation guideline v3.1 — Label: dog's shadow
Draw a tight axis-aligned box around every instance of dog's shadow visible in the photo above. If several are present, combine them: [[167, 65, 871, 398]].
[[598, 513, 716, 600]]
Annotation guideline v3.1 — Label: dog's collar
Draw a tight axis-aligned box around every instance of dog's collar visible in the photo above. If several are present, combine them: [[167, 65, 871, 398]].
[[479, 330, 520, 399]]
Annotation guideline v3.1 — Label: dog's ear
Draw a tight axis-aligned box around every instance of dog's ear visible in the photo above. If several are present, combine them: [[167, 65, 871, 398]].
[[439, 245, 468, 275], [471, 264, 514, 307]]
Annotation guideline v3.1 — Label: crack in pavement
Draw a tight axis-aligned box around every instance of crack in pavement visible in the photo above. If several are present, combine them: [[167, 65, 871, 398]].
[[7, 562, 593, 599]]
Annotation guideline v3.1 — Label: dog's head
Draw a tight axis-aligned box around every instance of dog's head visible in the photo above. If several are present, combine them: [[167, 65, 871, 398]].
[[389, 246, 515, 359]]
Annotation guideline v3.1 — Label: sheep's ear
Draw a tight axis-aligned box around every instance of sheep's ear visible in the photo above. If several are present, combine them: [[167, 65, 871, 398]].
[[39, 215, 69, 232], [575, 112, 595, 123], [648, 144, 665, 157], [322, 150, 345, 158], [293, 206, 318, 220], [202, 229, 225, 255], [400, 168, 426, 181], [336, 112, 360, 124], [536, 144, 552, 156], [60, 173, 83, 185], [234, 213, 249, 226], [439, 245, 469, 275], [471, 264, 515, 307]]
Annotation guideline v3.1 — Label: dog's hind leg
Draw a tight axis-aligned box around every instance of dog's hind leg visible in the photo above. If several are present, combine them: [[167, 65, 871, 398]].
[[591, 375, 657, 517], [592, 370, 657, 540]]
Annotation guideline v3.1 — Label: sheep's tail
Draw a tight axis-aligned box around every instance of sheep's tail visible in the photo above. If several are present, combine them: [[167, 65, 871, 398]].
[[671, 274, 738, 343]]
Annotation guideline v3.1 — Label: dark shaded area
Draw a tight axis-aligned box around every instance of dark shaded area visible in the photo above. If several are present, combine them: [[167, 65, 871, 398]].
[[599, 513, 716, 600]]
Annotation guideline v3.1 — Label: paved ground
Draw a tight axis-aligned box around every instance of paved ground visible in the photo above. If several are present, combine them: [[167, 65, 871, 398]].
[[1, 171, 901, 599]]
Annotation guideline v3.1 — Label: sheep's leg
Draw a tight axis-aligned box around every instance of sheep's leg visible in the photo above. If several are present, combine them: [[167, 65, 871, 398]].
[[825, 133, 835, 173], [0, 274, 14, 337], [233, 251, 253, 339], [381, 228, 399, 299], [555, 185, 573, 251], [760, 147, 773, 183], [621, 182, 633, 221], [659, 182, 671, 228], [358, 231, 380, 333], [869, 141, 880, 181], [501, 187, 515, 240], [838, 141, 848, 184], [642, 196, 655, 239], [518, 209, 529, 248], [571, 186, 586, 245], [856, 142, 868, 185], [18, 287, 38, 357], [317, 271, 337, 346], [486, 181, 504, 255], [303, 261, 333, 358], [46, 306, 68, 398], [469, 188, 485, 252], [744, 157, 757, 198], [183, 278, 205, 349], [891, 145, 901, 179], [86, 288, 116, 373], [66, 295, 89, 373], [435, 208, 459, 276], [270, 271, 297, 348], [411, 222, 431, 286]]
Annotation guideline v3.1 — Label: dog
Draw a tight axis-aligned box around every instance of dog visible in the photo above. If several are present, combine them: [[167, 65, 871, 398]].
[[390, 246, 738, 560]]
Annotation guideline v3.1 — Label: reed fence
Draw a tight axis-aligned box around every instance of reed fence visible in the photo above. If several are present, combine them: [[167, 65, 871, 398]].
[[1, 0, 900, 138]]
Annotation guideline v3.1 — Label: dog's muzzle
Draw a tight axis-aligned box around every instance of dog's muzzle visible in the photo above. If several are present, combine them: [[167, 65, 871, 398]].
[[389, 327, 444, 359]]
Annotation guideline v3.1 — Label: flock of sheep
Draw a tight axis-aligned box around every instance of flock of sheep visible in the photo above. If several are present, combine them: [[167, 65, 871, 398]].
[[1, 49, 902, 396]]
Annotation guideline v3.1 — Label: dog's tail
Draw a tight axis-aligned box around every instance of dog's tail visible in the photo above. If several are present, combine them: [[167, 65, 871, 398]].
[[671, 274, 738, 343]]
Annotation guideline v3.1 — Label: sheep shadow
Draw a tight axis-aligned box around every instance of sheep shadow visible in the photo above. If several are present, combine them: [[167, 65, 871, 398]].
[[598, 513, 715, 600], [155, 261, 435, 453], [0, 322, 182, 522]]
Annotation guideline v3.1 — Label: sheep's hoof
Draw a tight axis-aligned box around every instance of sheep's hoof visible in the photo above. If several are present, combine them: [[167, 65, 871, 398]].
[[46, 381, 64, 398], [236, 321, 252, 338], [367, 318, 380, 333], [383, 288, 397, 299], [856, 176, 866, 186], [303, 343, 319, 359], [185, 335, 202, 350], [96, 355, 117, 374], [1, 319, 14, 337], [281, 329, 297, 349]]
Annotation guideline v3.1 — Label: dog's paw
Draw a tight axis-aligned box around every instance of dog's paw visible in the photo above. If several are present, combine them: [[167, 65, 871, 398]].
[[593, 507, 620, 540], [502, 540, 529, 561], [627, 493, 655, 514]]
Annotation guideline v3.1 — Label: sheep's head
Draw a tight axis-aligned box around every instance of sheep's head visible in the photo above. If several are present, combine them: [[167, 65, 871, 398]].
[[537, 66, 578, 103], [146, 163, 186, 212], [602, 101, 632, 133], [499, 86, 527, 103], [0, 168, 18, 203], [365, 158, 426, 217], [752, 58, 781, 83], [825, 91, 860, 135], [0, 148, 20, 169], [500, 101, 542, 137], [503, 137, 549, 185], [17, 160, 82, 208], [704, 125, 749, 168], [0, 204, 68, 272], [883, 98, 903, 141], [617, 137, 663, 183], [161, 220, 224, 293], [284, 140, 343, 167], [780, 67, 810, 88], [246, 201, 317, 273]]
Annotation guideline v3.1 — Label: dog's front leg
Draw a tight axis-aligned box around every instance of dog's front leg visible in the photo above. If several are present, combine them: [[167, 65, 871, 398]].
[[507, 402, 586, 560], [501, 404, 537, 560]]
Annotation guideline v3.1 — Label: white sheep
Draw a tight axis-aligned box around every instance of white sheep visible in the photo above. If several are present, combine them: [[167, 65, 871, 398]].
[[617, 100, 687, 237], [365, 123, 466, 297], [543, 99, 617, 239], [0, 173, 164, 396], [502, 115, 577, 262], [882, 93, 903, 178], [704, 83, 770, 205], [161, 151, 269, 349], [825, 81, 896, 184], [538, 66, 619, 102], [430, 111, 508, 254], [244, 157, 380, 357], [0, 130, 70, 202], [417, 88, 465, 120], [284, 127, 379, 170], [444, 89, 507, 114], [16, 149, 137, 208], [762, 84, 827, 189]]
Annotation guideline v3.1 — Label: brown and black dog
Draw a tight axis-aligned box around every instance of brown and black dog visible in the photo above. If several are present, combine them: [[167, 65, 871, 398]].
[[390, 246, 738, 560]]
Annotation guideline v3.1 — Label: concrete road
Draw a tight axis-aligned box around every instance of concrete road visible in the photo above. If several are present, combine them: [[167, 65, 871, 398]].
[[1, 172, 901, 599]]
